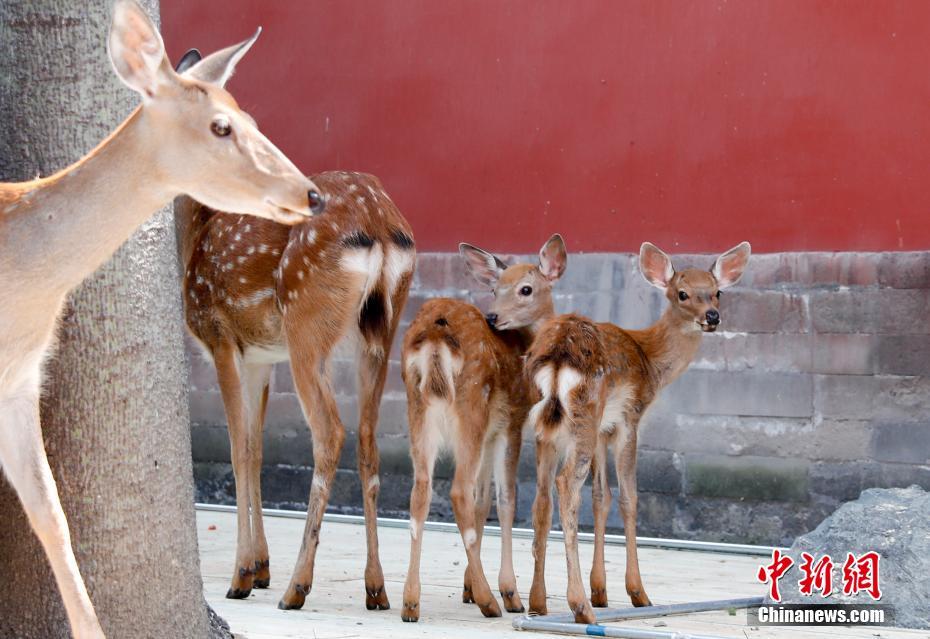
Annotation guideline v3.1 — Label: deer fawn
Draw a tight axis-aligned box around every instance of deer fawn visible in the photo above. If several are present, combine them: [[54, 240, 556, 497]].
[[400, 235, 567, 622], [0, 3, 323, 637], [182, 167, 414, 609], [525, 241, 751, 623]]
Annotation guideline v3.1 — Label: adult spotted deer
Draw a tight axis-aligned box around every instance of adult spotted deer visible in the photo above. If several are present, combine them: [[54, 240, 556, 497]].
[[526, 241, 751, 623], [182, 170, 414, 609], [0, 3, 322, 638], [400, 235, 567, 622]]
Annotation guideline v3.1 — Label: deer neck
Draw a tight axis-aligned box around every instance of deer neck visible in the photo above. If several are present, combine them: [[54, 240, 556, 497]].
[[1, 106, 174, 297], [633, 306, 704, 390]]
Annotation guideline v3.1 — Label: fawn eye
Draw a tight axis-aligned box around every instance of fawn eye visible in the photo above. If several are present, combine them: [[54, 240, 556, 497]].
[[716, 290, 722, 299], [520, 286, 533, 296], [210, 116, 231, 137], [678, 290, 689, 301]]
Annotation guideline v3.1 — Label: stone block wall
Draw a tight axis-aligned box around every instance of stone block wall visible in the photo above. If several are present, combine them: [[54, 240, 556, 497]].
[[189, 251, 930, 546]]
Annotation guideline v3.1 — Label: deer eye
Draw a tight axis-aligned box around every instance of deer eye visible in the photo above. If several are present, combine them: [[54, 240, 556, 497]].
[[678, 290, 689, 301], [520, 286, 533, 296], [210, 116, 232, 137], [715, 290, 722, 299]]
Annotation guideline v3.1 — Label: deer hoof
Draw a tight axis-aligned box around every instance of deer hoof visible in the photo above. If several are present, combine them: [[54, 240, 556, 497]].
[[366, 585, 390, 610], [401, 602, 419, 622], [225, 587, 251, 600], [591, 588, 608, 607]]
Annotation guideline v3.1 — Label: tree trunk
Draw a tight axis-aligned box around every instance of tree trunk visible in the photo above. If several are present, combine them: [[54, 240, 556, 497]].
[[0, 2, 220, 637]]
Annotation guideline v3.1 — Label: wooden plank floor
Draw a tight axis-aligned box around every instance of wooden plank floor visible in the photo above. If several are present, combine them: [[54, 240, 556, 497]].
[[198, 510, 925, 639]]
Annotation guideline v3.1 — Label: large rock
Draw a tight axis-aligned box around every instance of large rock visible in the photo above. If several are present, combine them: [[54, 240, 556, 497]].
[[775, 485, 930, 629]]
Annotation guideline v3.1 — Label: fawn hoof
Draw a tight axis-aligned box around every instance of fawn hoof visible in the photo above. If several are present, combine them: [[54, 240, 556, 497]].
[[365, 585, 390, 610], [590, 588, 608, 608], [528, 598, 548, 617], [477, 598, 502, 618], [253, 559, 270, 588], [571, 601, 596, 625], [462, 584, 475, 604], [401, 602, 419, 622], [278, 583, 309, 610], [501, 590, 525, 613], [225, 587, 251, 600], [629, 590, 652, 608]]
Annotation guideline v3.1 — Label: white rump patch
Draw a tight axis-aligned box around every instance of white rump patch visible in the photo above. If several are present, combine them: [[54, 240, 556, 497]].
[[557, 367, 583, 407], [385, 247, 415, 295]]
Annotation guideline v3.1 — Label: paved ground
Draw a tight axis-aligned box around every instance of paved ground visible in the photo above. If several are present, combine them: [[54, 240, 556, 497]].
[[198, 509, 927, 639]]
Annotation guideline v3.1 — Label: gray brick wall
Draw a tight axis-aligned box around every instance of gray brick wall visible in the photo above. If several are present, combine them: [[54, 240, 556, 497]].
[[189, 251, 930, 546]]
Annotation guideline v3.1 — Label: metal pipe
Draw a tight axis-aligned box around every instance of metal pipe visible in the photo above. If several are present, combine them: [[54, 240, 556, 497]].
[[513, 617, 733, 639], [194, 503, 774, 556], [534, 597, 764, 624]]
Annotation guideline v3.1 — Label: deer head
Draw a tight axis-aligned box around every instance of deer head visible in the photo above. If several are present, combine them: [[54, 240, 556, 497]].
[[460, 234, 567, 332], [107, 0, 324, 224], [640, 241, 751, 332]]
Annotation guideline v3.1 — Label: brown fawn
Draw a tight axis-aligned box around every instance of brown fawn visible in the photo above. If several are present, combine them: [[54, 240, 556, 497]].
[[0, 3, 321, 637], [525, 241, 751, 623], [400, 235, 567, 622], [182, 163, 414, 609]]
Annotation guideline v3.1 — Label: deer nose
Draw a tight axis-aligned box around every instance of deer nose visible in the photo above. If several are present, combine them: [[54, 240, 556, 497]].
[[485, 313, 498, 328], [308, 189, 325, 214], [705, 309, 720, 325]]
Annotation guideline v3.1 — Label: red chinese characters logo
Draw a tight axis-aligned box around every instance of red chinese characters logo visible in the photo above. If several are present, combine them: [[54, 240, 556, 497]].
[[842, 551, 882, 600], [757, 549, 794, 602], [756, 550, 882, 602], [798, 552, 833, 597]]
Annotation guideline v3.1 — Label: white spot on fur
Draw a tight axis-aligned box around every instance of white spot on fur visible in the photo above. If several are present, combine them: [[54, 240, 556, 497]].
[[464, 528, 477, 547], [233, 288, 274, 309], [305, 229, 317, 245], [297, 270, 305, 280], [348, 183, 359, 192], [368, 475, 380, 490], [356, 196, 366, 205]]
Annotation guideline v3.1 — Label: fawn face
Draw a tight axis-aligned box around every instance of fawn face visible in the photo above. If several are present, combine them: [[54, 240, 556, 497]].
[[108, 1, 323, 224], [640, 241, 751, 332], [459, 234, 567, 331]]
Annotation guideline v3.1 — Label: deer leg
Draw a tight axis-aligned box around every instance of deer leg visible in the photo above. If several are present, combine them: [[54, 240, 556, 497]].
[[214, 343, 256, 599], [497, 423, 524, 613], [557, 437, 597, 624], [590, 437, 611, 607], [528, 438, 558, 616], [0, 389, 104, 639], [615, 423, 652, 607], [450, 404, 501, 618], [463, 438, 493, 605], [401, 397, 435, 622], [278, 356, 345, 610], [244, 362, 272, 588], [356, 337, 393, 610]]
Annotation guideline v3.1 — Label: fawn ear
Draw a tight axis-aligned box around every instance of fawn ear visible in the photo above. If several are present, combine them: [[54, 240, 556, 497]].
[[181, 27, 261, 88], [459, 243, 507, 289], [108, 0, 173, 99], [711, 241, 752, 289], [175, 48, 203, 73], [639, 242, 675, 289], [538, 234, 567, 282]]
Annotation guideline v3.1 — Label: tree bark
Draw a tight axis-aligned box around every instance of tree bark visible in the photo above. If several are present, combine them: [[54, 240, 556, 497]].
[[0, 2, 218, 637]]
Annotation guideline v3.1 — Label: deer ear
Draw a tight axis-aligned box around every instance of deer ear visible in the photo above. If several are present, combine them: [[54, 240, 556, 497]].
[[459, 243, 507, 289], [711, 241, 751, 289], [639, 242, 675, 289], [108, 0, 172, 99], [175, 48, 203, 73], [181, 27, 261, 88], [538, 234, 567, 282]]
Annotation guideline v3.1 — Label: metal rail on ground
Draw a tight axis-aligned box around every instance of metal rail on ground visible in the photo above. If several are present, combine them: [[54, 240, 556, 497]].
[[513, 597, 764, 639], [194, 503, 776, 557]]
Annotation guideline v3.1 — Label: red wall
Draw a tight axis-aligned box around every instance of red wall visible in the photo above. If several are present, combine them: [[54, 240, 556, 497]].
[[162, 1, 930, 253]]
